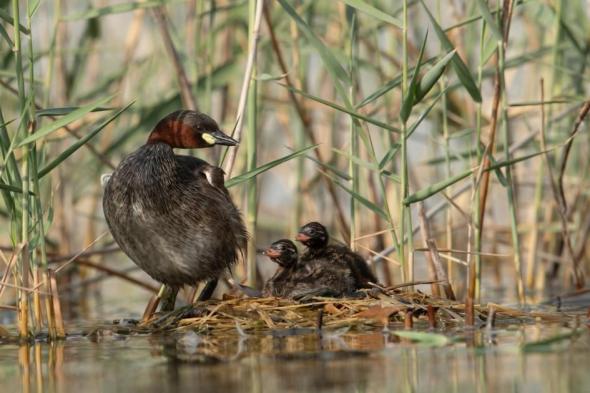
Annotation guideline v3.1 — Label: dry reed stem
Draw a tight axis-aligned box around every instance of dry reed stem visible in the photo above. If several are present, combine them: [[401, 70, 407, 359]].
[[48, 269, 65, 338], [54, 231, 108, 273], [42, 270, 55, 338], [0, 243, 23, 300], [32, 268, 43, 332], [17, 244, 30, 338], [426, 239, 456, 300], [418, 202, 440, 297], [355, 243, 400, 266], [475, 0, 517, 310], [141, 295, 160, 323], [65, 258, 158, 293], [434, 252, 468, 267], [222, 0, 264, 177], [427, 305, 437, 329]]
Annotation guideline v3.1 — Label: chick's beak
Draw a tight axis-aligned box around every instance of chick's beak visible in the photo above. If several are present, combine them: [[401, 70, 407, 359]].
[[295, 233, 310, 242], [263, 248, 281, 258], [209, 129, 238, 146]]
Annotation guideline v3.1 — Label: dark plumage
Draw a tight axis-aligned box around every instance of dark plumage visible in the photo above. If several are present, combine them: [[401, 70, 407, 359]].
[[262, 239, 356, 298], [296, 222, 378, 289], [103, 110, 247, 301]]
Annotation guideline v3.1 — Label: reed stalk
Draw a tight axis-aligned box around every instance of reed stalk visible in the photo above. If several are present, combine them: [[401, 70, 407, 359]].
[[398, 0, 409, 283], [245, 0, 260, 287], [347, 9, 359, 251], [473, 20, 486, 303], [291, 15, 305, 233], [433, 0, 454, 292], [498, 36, 526, 304], [12, 0, 32, 340]]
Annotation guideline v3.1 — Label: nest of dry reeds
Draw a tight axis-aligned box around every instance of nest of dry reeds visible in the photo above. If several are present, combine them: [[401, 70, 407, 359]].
[[135, 289, 580, 335]]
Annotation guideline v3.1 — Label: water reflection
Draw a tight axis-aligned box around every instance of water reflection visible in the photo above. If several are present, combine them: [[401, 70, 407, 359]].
[[1, 323, 588, 393]]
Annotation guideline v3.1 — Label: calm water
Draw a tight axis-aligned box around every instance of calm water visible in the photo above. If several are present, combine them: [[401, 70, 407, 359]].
[[1, 319, 589, 393]]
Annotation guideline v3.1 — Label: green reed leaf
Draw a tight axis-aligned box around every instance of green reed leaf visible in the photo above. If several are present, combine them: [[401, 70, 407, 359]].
[[18, 95, 115, 146], [226, 145, 319, 188], [39, 102, 134, 178], [415, 50, 455, 102], [282, 84, 399, 133]]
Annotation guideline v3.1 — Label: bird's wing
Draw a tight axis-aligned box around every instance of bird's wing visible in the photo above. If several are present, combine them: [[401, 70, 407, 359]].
[[174, 154, 228, 195]]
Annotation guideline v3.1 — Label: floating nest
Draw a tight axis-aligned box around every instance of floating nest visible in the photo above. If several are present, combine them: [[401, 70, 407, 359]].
[[135, 288, 582, 335]]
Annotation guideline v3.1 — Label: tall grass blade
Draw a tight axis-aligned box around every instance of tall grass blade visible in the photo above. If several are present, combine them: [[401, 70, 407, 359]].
[[18, 95, 115, 146], [356, 75, 402, 109], [282, 84, 399, 132], [36, 107, 114, 117], [420, 0, 482, 102]]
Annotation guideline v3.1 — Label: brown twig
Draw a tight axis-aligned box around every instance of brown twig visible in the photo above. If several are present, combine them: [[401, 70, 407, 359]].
[[54, 231, 109, 273], [427, 305, 437, 329], [478, 0, 515, 236], [426, 239, 456, 301], [470, 0, 517, 325], [46, 246, 120, 263], [65, 259, 159, 293], [384, 279, 444, 291], [418, 202, 440, 297], [558, 101, 590, 214], [152, 7, 198, 110], [539, 80, 587, 288], [263, 3, 350, 241]]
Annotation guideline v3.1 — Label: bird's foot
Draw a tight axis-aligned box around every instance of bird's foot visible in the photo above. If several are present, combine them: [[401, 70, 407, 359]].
[[159, 285, 180, 312], [196, 279, 218, 302]]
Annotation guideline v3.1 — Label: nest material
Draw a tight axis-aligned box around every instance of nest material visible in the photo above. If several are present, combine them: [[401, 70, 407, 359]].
[[138, 290, 580, 334]]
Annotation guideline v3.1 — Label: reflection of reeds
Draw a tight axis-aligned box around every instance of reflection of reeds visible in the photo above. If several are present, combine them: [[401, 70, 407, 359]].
[[1, 0, 590, 339]]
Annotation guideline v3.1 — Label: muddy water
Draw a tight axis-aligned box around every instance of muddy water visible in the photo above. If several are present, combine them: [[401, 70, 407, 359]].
[[1, 320, 588, 393]]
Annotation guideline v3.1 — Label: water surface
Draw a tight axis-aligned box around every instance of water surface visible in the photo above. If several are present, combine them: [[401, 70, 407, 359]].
[[1, 319, 588, 393]]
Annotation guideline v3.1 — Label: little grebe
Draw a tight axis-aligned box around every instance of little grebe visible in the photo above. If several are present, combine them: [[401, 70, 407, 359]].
[[263, 239, 355, 299], [103, 110, 247, 309], [296, 222, 378, 289]]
